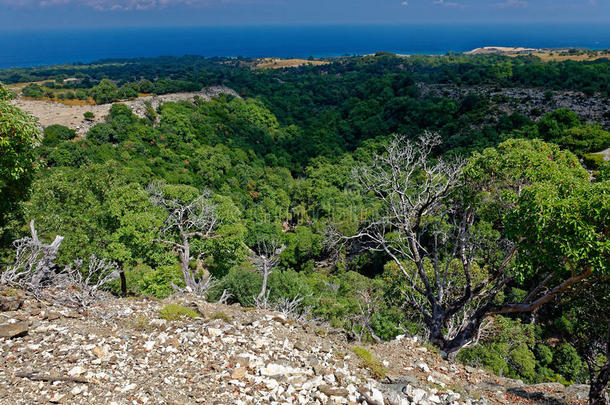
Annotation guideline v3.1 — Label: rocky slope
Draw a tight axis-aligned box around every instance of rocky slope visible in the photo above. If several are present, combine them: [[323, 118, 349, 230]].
[[10, 85, 240, 136], [0, 295, 591, 405]]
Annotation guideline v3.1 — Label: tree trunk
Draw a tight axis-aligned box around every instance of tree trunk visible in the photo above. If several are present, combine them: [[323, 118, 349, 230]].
[[181, 241, 195, 290], [257, 261, 269, 304], [120, 271, 127, 296], [589, 362, 609, 405]]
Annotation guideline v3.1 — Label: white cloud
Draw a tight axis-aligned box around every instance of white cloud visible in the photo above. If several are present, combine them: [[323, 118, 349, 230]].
[[492, 0, 528, 8], [432, 0, 464, 8], [401, 1, 408, 5], [0, 0, 268, 10]]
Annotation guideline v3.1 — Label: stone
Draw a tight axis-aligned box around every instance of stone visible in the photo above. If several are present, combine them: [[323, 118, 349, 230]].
[[0, 321, 28, 338], [293, 341, 307, 351], [0, 296, 23, 312], [92, 345, 110, 361], [319, 385, 349, 397], [261, 363, 307, 377], [45, 312, 61, 321], [231, 367, 247, 380], [418, 362, 430, 373], [411, 388, 427, 403], [68, 366, 86, 377], [207, 327, 222, 338]]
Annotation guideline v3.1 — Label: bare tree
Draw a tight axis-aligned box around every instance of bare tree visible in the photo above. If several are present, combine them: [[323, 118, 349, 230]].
[[340, 133, 527, 356], [1, 220, 64, 294], [350, 288, 382, 343], [250, 239, 285, 308], [1, 221, 119, 308], [53, 255, 120, 307], [148, 182, 220, 294]]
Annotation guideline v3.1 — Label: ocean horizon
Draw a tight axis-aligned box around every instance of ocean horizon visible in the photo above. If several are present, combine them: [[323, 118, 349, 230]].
[[1, 23, 610, 69]]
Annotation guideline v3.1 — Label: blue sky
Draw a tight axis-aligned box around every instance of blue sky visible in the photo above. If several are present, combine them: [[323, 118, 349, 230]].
[[0, 0, 607, 29]]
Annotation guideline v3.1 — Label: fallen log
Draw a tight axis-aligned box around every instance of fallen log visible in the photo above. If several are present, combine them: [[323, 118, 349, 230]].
[[15, 372, 89, 384]]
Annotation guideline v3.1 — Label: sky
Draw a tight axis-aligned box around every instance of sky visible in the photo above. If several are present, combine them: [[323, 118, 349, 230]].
[[0, 0, 607, 30]]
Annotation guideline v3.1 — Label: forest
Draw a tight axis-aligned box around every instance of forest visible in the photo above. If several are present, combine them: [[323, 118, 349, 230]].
[[0, 53, 608, 403]]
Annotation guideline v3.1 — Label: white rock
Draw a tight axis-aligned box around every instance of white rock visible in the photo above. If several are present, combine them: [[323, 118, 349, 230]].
[[418, 362, 430, 373], [261, 363, 307, 377], [68, 366, 86, 377], [370, 387, 385, 404], [207, 327, 222, 337], [428, 394, 441, 403], [121, 383, 137, 393]]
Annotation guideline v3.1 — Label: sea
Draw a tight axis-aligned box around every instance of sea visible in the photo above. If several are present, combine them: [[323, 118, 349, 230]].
[[1, 23, 610, 69]]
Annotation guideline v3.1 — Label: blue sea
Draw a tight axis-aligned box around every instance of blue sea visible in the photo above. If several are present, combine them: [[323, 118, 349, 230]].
[[1, 23, 610, 69]]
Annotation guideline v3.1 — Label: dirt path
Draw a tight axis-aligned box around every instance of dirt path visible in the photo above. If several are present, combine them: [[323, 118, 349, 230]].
[[11, 85, 240, 135]]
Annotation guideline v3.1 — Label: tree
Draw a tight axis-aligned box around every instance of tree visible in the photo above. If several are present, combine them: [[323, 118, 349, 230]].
[[344, 134, 608, 357], [250, 238, 284, 307], [90, 79, 118, 104], [148, 182, 220, 294], [0, 82, 40, 229]]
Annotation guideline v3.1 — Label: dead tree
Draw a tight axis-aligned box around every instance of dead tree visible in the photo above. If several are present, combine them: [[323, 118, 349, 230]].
[[1, 220, 64, 295], [1, 221, 119, 307], [250, 239, 285, 308], [148, 182, 220, 294], [341, 133, 554, 356], [351, 288, 382, 343]]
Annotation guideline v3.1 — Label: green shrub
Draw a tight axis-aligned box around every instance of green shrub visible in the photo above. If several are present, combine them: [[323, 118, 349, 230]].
[[213, 266, 261, 306], [535, 344, 554, 367], [351, 347, 388, 380], [554, 343, 584, 381], [582, 153, 606, 169], [137, 264, 184, 298], [209, 311, 232, 323], [158, 304, 200, 321], [22, 83, 44, 98], [43, 125, 76, 146]]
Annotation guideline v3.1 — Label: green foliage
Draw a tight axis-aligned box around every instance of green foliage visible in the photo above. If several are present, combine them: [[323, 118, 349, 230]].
[[42, 125, 76, 146], [213, 266, 262, 306], [458, 317, 537, 381], [554, 343, 584, 382], [21, 83, 44, 98], [137, 265, 184, 298], [158, 304, 200, 321], [351, 347, 389, 380], [0, 83, 40, 226], [1, 56, 608, 387], [209, 311, 232, 323], [91, 79, 118, 104], [582, 153, 606, 169]]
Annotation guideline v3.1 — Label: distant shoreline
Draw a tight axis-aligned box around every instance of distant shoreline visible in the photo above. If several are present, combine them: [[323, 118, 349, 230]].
[[2, 24, 610, 69]]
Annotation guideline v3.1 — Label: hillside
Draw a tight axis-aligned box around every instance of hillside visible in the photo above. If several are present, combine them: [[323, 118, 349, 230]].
[[0, 294, 591, 405]]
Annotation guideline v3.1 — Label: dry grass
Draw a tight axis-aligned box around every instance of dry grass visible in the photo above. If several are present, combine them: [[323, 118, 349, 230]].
[[468, 46, 610, 62], [528, 51, 610, 62], [253, 58, 329, 70], [21, 96, 96, 106]]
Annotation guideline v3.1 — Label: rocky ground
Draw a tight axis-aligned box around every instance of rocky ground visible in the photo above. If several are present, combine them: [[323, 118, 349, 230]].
[[10, 85, 240, 136], [0, 294, 592, 405], [418, 83, 610, 131]]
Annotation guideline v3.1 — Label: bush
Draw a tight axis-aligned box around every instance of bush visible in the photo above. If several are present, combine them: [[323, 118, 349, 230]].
[[582, 153, 606, 169], [87, 123, 117, 144], [22, 83, 44, 98], [158, 304, 200, 321], [43, 125, 76, 146], [554, 343, 584, 382], [137, 264, 183, 298], [351, 347, 388, 380], [214, 266, 261, 306]]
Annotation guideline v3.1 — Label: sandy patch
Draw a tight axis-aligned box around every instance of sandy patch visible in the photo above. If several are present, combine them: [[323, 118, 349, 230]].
[[11, 85, 240, 135]]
